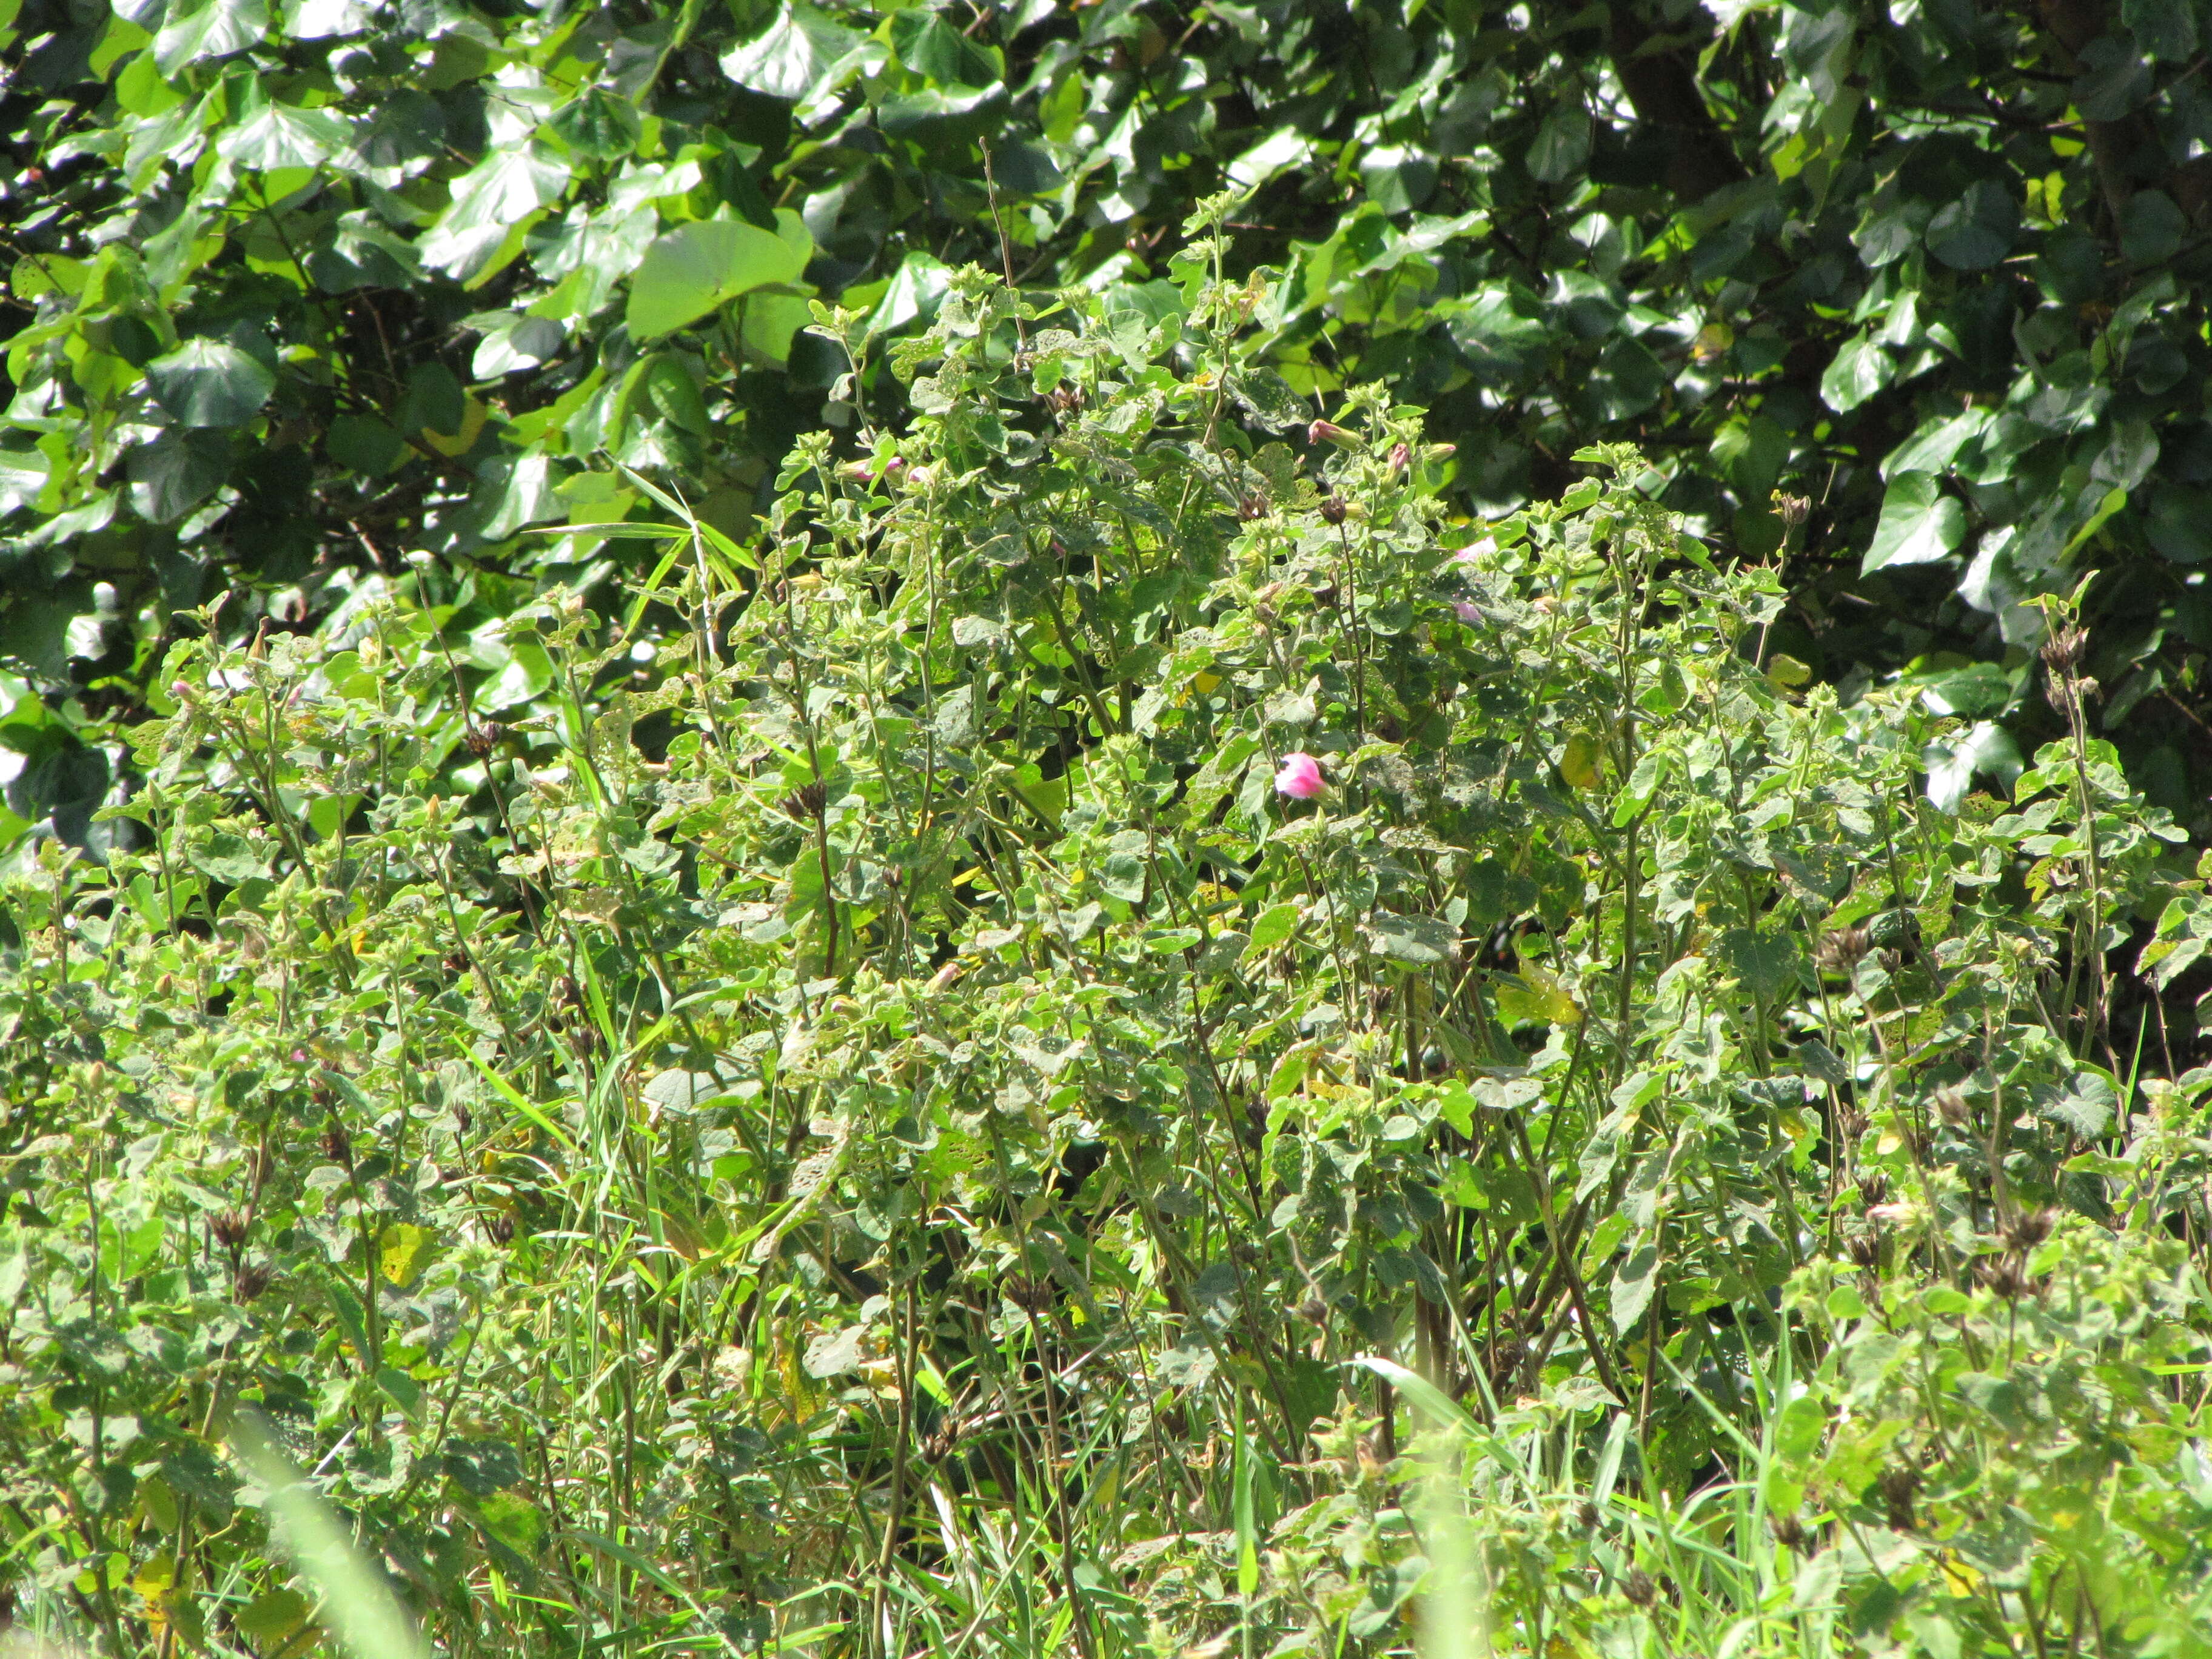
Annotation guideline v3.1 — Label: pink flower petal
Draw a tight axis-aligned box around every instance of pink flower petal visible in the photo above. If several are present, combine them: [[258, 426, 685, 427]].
[[1275, 752, 1324, 799]]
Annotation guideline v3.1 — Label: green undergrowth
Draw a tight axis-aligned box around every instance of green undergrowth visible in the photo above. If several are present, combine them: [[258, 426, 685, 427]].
[[6, 236, 2212, 1659]]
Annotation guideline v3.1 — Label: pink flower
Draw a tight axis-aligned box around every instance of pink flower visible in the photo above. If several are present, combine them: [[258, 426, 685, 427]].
[[1453, 600, 1482, 625], [1451, 537, 1499, 567], [1275, 752, 1324, 799]]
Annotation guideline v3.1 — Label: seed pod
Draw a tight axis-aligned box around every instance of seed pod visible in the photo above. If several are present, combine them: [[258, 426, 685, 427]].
[[1814, 925, 1870, 975], [1976, 1258, 2030, 1299], [487, 1212, 515, 1245], [1319, 495, 1348, 526], [1577, 1501, 1601, 1530], [1623, 1569, 1657, 1607], [321, 1121, 352, 1167], [780, 781, 828, 823], [1932, 1085, 1969, 1126], [1771, 1513, 1808, 1550], [1876, 1466, 1919, 1531], [211, 1208, 250, 1250], [453, 1102, 473, 1135], [2005, 1207, 2055, 1252], [2040, 624, 2088, 675], [234, 1264, 272, 1303]]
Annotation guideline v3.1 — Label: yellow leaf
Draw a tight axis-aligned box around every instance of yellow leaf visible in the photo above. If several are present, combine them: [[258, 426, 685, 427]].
[[378, 1222, 437, 1288], [1193, 671, 1222, 694], [420, 396, 488, 457], [1560, 733, 1601, 789], [1766, 653, 1811, 688], [132, 1554, 177, 1600]]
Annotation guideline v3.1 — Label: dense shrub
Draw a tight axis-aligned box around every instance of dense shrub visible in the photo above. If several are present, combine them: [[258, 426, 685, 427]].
[[2, 250, 2210, 1658]]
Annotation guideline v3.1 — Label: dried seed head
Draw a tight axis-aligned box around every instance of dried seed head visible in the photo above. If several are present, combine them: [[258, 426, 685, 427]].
[[1814, 925, 1871, 974], [1005, 1275, 1053, 1313], [1847, 1233, 1882, 1270], [1238, 491, 1267, 522], [780, 781, 828, 822], [1976, 1258, 2031, 1299], [1875, 1465, 1919, 1531], [1932, 1085, 1970, 1126], [2040, 624, 2088, 676], [1775, 494, 1812, 527], [1622, 1568, 1657, 1608], [463, 723, 496, 759], [1858, 1173, 1888, 1209], [1298, 1296, 1330, 1326], [1771, 1513, 1808, 1550], [1577, 1500, 1601, 1530], [1319, 495, 1348, 526], [321, 1121, 352, 1167], [234, 1263, 273, 1303], [2005, 1207, 2056, 1252], [487, 1212, 516, 1245], [211, 1209, 250, 1250], [453, 1102, 473, 1135], [920, 1419, 961, 1463]]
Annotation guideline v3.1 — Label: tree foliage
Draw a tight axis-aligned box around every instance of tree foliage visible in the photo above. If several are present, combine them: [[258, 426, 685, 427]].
[[8, 0, 2212, 854]]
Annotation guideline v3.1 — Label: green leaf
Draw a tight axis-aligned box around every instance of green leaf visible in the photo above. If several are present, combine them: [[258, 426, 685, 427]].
[[324, 413, 404, 478], [236, 1588, 310, 1643], [2120, 190, 2185, 265], [1611, 1243, 1658, 1332], [2125, 0, 2197, 59], [2073, 38, 2153, 121], [151, 0, 264, 75], [146, 337, 273, 428], [2145, 483, 2212, 563], [1922, 720, 2022, 812], [421, 142, 572, 281], [126, 429, 229, 521], [626, 213, 811, 341], [1362, 911, 1459, 966], [1862, 473, 1965, 573], [1717, 926, 1796, 999], [1880, 409, 1990, 481], [1819, 332, 1894, 414], [1526, 98, 1589, 183], [216, 101, 351, 170], [720, 2, 863, 99], [1926, 179, 2016, 270]]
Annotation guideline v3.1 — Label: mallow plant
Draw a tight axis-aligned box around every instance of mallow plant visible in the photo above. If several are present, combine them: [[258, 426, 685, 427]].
[[0, 206, 2207, 1659]]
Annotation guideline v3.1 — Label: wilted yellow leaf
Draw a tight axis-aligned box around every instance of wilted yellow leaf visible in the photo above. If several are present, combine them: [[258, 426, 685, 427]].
[[1561, 733, 1601, 789], [1766, 653, 1812, 688]]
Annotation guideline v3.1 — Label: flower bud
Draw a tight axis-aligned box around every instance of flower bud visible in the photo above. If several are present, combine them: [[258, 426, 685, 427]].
[[1275, 752, 1324, 800], [1307, 419, 1358, 449]]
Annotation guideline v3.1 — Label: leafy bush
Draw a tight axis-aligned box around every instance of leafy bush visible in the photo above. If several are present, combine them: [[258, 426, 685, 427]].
[[2, 247, 2209, 1658]]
